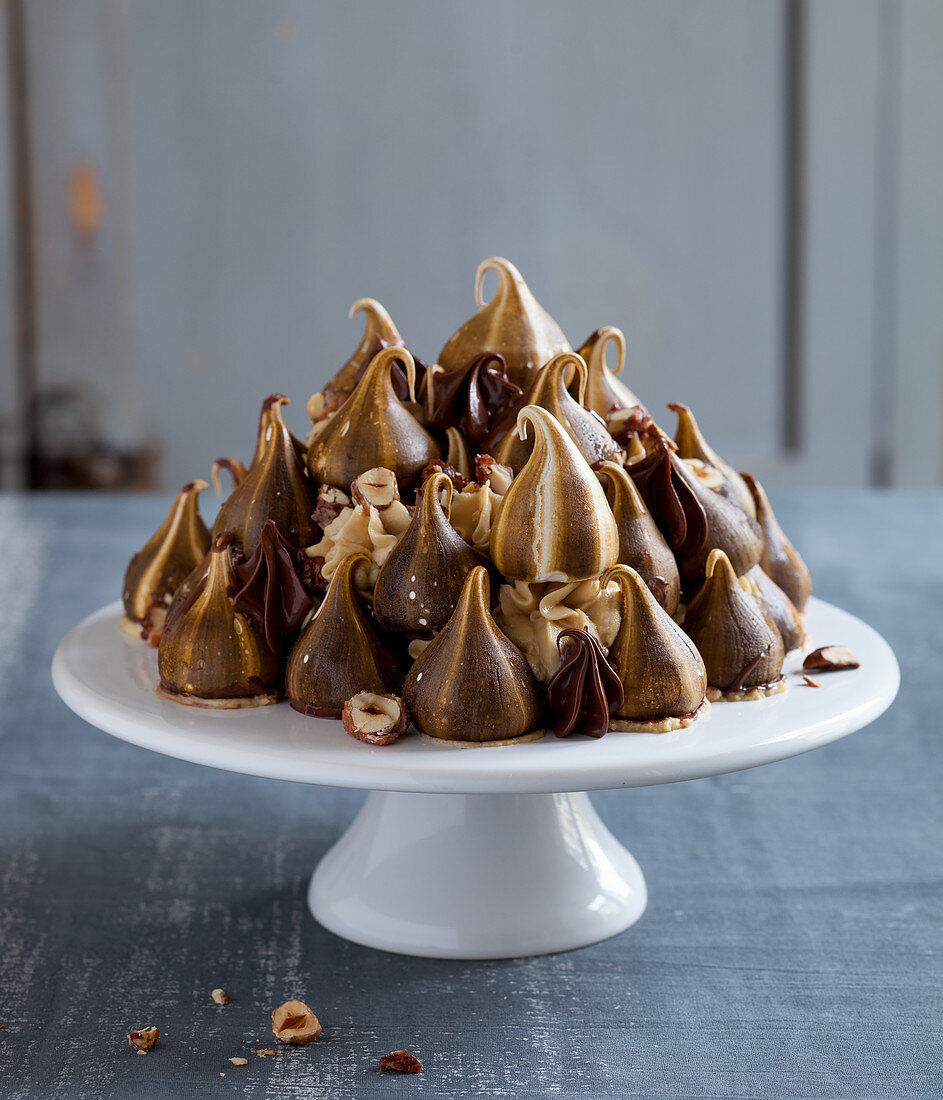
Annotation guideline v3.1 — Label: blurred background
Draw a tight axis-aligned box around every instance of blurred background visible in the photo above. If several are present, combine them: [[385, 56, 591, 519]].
[[1, 0, 941, 493]]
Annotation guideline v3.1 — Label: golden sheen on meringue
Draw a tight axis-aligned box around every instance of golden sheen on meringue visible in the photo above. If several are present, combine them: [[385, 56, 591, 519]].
[[307, 346, 440, 490], [373, 472, 483, 633], [597, 461, 680, 615], [402, 566, 544, 743], [683, 549, 785, 698], [490, 406, 619, 583], [669, 403, 755, 517], [157, 535, 280, 708], [286, 552, 401, 717], [327, 297, 404, 391], [213, 394, 317, 557], [603, 565, 707, 727], [122, 479, 210, 642], [743, 474, 812, 611], [438, 257, 570, 388], [575, 327, 640, 415], [493, 352, 620, 472]]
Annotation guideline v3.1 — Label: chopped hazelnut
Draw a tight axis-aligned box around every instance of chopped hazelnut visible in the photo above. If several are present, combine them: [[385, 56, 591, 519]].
[[351, 467, 400, 510], [271, 1000, 321, 1045], [313, 485, 351, 529], [211, 988, 229, 1006], [128, 1026, 159, 1052], [802, 675, 821, 688], [229, 1057, 248, 1066], [421, 459, 467, 491], [803, 645, 860, 673], [475, 453, 513, 493], [251, 1047, 281, 1057], [379, 1049, 423, 1074], [342, 693, 410, 745], [307, 387, 350, 423], [682, 458, 724, 490]]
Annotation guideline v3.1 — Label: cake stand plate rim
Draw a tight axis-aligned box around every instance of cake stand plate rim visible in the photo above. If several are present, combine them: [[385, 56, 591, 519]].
[[51, 597, 900, 795]]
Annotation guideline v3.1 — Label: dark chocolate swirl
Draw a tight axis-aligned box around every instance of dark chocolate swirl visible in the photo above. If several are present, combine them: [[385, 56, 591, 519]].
[[427, 352, 524, 446], [545, 629, 624, 739], [230, 520, 313, 654], [628, 437, 708, 557]]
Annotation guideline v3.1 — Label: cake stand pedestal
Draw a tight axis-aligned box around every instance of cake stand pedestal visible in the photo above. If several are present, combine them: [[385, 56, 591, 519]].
[[53, 598, 898, 959]]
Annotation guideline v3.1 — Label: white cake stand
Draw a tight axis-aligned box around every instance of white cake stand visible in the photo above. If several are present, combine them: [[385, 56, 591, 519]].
[[52, 598, 898, 959]]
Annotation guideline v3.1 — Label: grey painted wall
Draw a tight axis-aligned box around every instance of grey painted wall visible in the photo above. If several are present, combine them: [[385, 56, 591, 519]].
[[4, 0, 942, 491]]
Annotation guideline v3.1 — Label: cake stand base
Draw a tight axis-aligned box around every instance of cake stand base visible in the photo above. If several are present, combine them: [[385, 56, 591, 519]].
[[308, 790, 647, 959]]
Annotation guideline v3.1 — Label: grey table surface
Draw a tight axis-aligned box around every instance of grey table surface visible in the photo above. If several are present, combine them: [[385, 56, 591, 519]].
[[0, 491, 940, 1100]]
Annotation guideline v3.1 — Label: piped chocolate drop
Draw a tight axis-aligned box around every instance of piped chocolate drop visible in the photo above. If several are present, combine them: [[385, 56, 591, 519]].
[[307, 347, 440, 491], [438, 257, 571, 388], [157, 534, 280, 706], [491, 352, 620, 472], [490, 406, 619, 583], [373, 473, 483, 633], [575, 327, 640, 415], [743, 474, 812, 611], [669, 403, 755, 516], [545, 629, 624, 738], [122, 480, 211, 643], [230, 519, 314, 654], [597, 461, 681, 615], [425, 353, 523, 447], [213, 394, 317, 558], [285, 552, 401, 718], [402, 566, 544, 742], [603, 565, 707, 724], [683, 549, 785, 695]]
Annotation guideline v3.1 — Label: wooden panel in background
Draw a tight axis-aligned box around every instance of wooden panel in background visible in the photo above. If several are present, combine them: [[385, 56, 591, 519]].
[[0, 5, 22, 488], [891, 0, 943, 485]]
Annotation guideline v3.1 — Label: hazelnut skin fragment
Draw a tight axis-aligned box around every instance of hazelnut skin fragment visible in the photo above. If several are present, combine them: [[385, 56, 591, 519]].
[[272, 1000, 322, 1045], [128, 1026, 159, 1052], [803, 645, 860, 672], [342, 693, 410, 745], [379, 1049, 423, 1073]]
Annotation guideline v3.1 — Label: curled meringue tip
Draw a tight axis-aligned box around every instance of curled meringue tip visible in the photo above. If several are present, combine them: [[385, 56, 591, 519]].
[[181, 478, 208, 495], [545, 351, 588, 402], [348, 296, 398, 328], [421, 469, 454, 516], [705, 547, 738, 582], [581, 326, 626, 375], [475, 256, 524, 307], [262, 393, 290, 413], [367, 344, 418, 403]]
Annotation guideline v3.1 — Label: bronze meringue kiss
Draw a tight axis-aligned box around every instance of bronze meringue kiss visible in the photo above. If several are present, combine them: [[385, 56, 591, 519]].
[[213, 394, 317, 557], [402, 566, 544, 744], [668, 403, 756, 517], [438, 257, 571, 389], [575, 327, 641, 416], [597, 461, 681, 615], [491, 352, 620, 473], [743, 474, 812, 611], [683, 549, 786, 700], [327, 297, 404, 391], [157, 533, 280, 708], [603, 565, 707, 730], [122, 479, 211, 645], [286, 551, 401, 718], [307, 346, 440, 491], [373, 472, 483, 633], [490, 406, 619, 584]]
